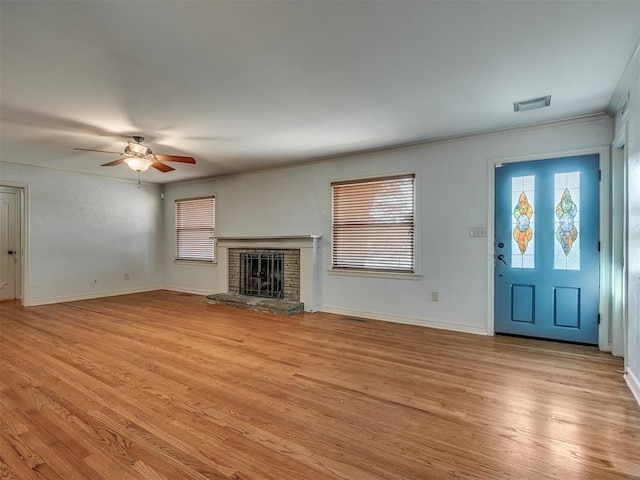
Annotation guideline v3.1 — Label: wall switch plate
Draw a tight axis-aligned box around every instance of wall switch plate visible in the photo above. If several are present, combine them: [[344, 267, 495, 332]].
[[431, 291, 438, 302], [469, 226, 487, 238]]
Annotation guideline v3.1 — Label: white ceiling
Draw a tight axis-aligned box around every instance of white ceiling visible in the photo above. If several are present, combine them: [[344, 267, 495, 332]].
[[1, 1, 639, 184]]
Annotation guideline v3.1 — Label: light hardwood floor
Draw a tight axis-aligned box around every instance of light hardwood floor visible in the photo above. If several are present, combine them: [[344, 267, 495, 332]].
[[1, 291, 639, 479]]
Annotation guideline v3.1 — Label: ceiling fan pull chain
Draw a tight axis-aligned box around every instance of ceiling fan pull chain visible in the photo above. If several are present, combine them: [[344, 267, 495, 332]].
[[137, 171, 141, 189]]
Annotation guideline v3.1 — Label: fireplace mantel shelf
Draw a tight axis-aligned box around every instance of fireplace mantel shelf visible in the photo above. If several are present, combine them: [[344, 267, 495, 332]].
[[215, 235, 321, 241], [215, 236, 322, 250]]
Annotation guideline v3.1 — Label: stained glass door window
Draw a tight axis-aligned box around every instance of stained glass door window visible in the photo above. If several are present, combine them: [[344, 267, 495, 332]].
[[554, 172, 580, 270], [511, 175, 535, 268]]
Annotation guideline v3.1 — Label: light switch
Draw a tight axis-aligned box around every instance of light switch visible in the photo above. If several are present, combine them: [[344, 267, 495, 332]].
[[469, 226, 487, 238]]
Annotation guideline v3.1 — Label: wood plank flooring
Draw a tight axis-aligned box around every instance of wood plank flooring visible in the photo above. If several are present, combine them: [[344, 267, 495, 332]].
[[1, 290, 639, 479]]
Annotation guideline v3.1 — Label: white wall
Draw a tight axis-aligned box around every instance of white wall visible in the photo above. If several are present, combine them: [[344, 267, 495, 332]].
[[164, 115, 612, 334], [614, 58, 640, 404], [0, 163, 164, 305]]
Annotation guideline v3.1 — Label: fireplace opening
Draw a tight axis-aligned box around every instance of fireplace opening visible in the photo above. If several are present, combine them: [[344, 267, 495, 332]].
[[240, 252, 284, 299]]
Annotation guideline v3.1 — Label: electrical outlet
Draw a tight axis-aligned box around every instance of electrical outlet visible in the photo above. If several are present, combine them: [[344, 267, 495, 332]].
[[431, 291, 438, 302], [124, 274, 130, 281]]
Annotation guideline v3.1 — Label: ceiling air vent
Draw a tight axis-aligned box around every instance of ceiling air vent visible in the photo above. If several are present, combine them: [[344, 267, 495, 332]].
[[513, 95, 551, 112]]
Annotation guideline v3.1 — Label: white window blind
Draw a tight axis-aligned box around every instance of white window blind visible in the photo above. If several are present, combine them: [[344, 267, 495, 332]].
[[332, 174, 415, 273], [175, 196, 215, 261]]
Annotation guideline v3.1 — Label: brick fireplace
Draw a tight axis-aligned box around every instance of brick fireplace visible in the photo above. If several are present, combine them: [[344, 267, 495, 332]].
[[215, 236, 321, 312]]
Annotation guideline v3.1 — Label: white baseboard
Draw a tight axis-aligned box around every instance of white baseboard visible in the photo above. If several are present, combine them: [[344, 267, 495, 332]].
[[319, 304, 487, 335], [625, 368, 640, 408], [163, 286, 214, 296], [26, 286, 163, 306]]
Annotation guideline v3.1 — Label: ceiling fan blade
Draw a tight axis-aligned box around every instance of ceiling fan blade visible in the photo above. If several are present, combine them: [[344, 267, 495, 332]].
[[101, 158, 126, 167], [154, 154, 196, 164], [151, 160, 175, 173], [75, 147, 124, 155]]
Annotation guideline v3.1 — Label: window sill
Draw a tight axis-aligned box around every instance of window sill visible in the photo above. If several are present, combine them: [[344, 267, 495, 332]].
[[328, 269, 422, 280], [173, 259, 217, 266]]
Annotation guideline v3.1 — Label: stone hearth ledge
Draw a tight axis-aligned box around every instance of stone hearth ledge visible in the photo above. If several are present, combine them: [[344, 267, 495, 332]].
[[206, 293, 304, 315]]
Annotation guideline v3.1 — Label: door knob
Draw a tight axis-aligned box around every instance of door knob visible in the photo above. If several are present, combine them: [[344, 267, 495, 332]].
[[7, 250, 15, 255], [497, 254, 508, 266]]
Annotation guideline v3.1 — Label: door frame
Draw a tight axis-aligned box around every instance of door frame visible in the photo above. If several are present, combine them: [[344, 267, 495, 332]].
[[0, 181, 29, 306], [612, 123, 629, 365], [486, 146, 611, 351]]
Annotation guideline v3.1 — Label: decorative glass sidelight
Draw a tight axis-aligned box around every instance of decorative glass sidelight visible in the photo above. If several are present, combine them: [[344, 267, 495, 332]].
[[554, 172, 580, 270], [511, 175, 535, 268]]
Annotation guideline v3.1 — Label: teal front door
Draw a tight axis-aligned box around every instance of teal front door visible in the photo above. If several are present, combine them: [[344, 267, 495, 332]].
[[494, 154, 600, 344]]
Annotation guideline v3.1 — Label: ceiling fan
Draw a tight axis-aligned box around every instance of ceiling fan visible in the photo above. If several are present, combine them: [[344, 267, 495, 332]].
[[74, 136, 196, 174]]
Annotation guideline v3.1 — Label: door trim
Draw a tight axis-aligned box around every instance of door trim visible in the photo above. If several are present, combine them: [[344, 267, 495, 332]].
[[486, 146, 611, 351], [612, 123, 629, 366], [0, 181, 29, 306]]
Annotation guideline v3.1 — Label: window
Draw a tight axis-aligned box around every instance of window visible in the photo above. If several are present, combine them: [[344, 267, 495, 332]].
[[175, 196, 216, 262], [511, 175, 535, 269], [554, 171, 580, 270], [332, 174, 415, 273]]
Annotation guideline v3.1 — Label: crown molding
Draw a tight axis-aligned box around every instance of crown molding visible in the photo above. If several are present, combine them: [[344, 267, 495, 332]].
[[607, 40, 640, 114]]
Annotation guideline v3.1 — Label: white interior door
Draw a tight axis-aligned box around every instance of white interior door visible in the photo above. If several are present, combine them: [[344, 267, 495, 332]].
[[0, 187, 20, 301]]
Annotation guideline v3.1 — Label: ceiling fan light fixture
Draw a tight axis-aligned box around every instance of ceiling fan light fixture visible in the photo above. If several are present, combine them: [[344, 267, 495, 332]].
[[513, 95, 551, 112], [74, 136, 195, 176], [124, 156, 153, 172], [126, 141, 151, 156]]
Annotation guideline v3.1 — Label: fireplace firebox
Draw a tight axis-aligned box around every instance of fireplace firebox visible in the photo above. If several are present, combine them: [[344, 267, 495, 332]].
[[240, 252, 284, 299]]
